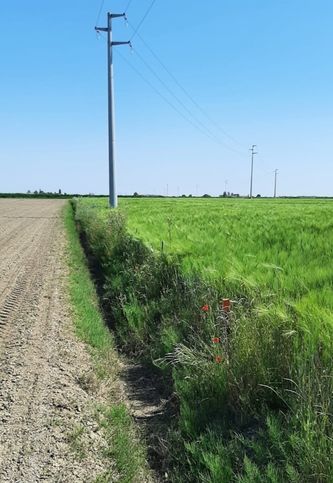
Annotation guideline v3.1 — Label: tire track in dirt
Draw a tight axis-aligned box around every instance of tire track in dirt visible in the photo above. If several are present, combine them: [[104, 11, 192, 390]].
[[0, 217, 51, 344], [0, 217, 46, 304]]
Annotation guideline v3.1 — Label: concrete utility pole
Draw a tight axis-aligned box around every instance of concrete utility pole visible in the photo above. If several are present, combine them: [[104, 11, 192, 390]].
[[274, 169, 278, 198], [249, 145, 257, 198], [95, 13, 130, 208]]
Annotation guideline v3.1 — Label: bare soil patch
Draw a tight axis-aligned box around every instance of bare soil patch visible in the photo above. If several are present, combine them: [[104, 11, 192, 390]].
[[0, 200, 114, 482]]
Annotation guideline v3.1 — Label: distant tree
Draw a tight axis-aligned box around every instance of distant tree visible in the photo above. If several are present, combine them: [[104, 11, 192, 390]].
[[34, 190, 38, 195], [203, 194, 211, 198], [256, 194, 261, 198], [133, 192, 139, 197], [59, 189, 62, 195], [181, 194, 186, 198], [27, 190, 31, 194], [188, 194, 193, 198]]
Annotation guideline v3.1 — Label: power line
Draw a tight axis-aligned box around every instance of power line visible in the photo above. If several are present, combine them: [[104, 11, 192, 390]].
[[116, 50, 215, 140], [130, 0, 158, 41], [124, 0, 134, 12], [95, 31, 247, 156], [129, 23, 247, 152], [95, 0, 105, 27], [256, 153, 274, 175], [97, 15, 252, 159], [99, 9, 249, 156], [116, 50, 242, 149], [132, 48, 241, 150], [98, 33, 247, 156]]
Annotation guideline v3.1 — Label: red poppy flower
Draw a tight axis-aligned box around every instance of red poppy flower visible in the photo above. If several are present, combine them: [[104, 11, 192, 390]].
[[221, 298, 231, 312], [215, 355, 222, 364], [211, 337, 221, 344], [201, 304, 209, 312]]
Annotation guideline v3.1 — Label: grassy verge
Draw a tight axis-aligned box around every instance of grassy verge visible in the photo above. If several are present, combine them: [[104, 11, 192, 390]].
[[63, 202, 151, 483], [73, 198, 333, 482]]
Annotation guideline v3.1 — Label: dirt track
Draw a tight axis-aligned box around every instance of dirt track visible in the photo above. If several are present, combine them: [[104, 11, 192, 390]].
[[0, 200, 112, 482]]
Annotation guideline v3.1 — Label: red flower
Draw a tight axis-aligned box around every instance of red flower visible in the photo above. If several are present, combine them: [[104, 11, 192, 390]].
[[201, 304, 209, 312], [221, 298, 231, 312], [211, 337, 221, 344], [215, 355, 222, 364]]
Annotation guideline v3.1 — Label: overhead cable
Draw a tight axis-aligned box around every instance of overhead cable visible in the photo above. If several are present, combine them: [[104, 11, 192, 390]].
[[124, 0, 134, 12], [132, 48, 245, 154], [130, 0, 158, 41], [95, 0, 105, 27], [117, 50, 246, 157], [129, 23, 247, 152]]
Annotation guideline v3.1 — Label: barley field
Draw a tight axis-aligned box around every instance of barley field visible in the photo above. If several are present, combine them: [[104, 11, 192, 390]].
[[75, 197, 333, 482]]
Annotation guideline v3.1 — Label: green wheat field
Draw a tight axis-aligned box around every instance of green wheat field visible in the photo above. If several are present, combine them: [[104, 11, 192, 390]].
[[75, 197, 333, 482]]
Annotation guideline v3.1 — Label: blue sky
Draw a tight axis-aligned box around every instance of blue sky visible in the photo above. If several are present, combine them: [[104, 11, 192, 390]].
[[0, 0, 332, 196]]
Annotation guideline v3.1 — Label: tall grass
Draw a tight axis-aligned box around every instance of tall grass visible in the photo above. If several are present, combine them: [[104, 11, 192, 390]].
[[74, 197, 333, 482]]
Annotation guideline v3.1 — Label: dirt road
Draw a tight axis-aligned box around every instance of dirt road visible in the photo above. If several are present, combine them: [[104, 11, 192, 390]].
[[0, 200, 112, 482]]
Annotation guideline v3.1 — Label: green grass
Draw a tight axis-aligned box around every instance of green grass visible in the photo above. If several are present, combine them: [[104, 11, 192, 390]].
[[96, 404, 149, 483], [64, 201, 113, 352], [63, 203, 151, 483], [73, 197, 333, 482]]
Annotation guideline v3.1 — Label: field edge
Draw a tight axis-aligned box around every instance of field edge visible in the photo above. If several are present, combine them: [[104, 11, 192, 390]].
[[63, 201, 153, 483]]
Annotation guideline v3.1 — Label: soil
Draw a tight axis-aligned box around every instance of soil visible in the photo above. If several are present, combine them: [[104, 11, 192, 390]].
[[0, 200, 115, 482], [120, 362, 175, 481]]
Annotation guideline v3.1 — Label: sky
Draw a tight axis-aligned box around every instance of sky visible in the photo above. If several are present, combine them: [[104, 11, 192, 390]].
[[0, 0, 332, 197]]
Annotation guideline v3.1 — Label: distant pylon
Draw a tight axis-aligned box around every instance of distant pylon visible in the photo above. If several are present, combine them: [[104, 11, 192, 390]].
[[249, 145, 257, 198], [274, 169, 278, 198]]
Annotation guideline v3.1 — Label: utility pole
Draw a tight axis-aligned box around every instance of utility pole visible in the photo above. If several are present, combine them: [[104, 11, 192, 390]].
[[95, 13, 130, 208], [274, 169, 278, 198], [249, 145, 257, 198]]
